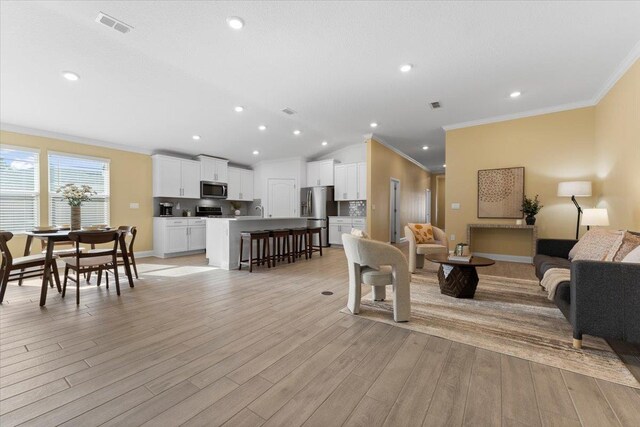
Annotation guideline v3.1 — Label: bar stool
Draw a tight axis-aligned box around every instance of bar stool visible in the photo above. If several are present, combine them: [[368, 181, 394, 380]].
[[239, 231, 271, 272], [289, 228, 308, 262], [307, 227, 323, 258], [270, 229, 291, 266]]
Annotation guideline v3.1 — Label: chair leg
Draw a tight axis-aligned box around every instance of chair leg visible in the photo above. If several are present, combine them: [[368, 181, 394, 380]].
[[249, 238, 253, 273], [266, 237, 271, 268], [0, 268, 11, 303], [573, 331, 583, 349], [76, 269, 80, 305], [238, 237, 244, 271], [62, 265, 69, 298], [51, 261, 62, 293], [347, 264, 361, 315], [87, 271, 92, 283], [303, 234, 308, 260], [392, 281, 410, 322], [319, 232, 323, 256], [97, 267, 103, 287], [113, 263, 121, 296], [130, 254, 139, 279]]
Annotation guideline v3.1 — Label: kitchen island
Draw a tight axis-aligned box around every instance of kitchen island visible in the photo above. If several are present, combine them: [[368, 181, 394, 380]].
[[205, 217, 308, 270]]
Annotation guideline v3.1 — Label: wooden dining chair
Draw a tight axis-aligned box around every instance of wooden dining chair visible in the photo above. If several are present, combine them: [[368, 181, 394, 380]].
[[0, 231, 61, 303], [87, 225, 138, 283], [62, 230, 120, 305]]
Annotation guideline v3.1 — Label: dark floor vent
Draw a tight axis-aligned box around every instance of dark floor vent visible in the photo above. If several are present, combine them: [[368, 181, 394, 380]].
[[321, 291, 334, 296]]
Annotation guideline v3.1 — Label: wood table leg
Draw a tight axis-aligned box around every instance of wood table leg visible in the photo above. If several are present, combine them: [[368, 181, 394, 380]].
[[39, 238, 55, 306], [119, 233, 134, 288]]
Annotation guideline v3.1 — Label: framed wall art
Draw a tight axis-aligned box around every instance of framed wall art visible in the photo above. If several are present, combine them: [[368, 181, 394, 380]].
[[477, 167, 525, 218]]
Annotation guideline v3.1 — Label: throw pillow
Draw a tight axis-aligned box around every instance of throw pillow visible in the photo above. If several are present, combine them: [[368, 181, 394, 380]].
[[613, 231, 640, 262], [408, 223, 435, 243], [622, 245, 640, 263], [570, 229, 625, 261], [350, 228, 370, 239]]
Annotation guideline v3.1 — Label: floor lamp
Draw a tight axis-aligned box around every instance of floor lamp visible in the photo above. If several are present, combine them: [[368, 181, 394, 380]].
[[557, 181, 592, 239], [581, 208, 609, 231]]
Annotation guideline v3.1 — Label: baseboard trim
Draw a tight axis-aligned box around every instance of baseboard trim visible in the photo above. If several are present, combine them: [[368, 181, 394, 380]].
[[473, 252, 532, 264], [135, 251, 155, 258]]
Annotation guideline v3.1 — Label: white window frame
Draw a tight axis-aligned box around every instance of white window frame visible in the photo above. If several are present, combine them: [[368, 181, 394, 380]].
[[48, 151, 111, 227], [0, 144, 40, 233]]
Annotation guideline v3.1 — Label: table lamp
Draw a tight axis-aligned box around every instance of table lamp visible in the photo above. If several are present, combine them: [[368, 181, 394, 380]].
[[581, 208, 609, 231], [557, 181, 592, 239]]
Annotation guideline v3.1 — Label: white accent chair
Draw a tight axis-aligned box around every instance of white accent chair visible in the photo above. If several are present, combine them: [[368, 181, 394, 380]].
[[404, 225, 448, 273], [342, 234, 410, 322]]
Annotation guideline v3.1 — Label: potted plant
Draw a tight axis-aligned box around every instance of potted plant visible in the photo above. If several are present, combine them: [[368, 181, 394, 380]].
[[57, 184, 97, 230], [521, 194, 543, 225]]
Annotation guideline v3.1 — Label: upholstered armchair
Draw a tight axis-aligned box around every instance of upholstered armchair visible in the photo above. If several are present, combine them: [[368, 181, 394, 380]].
[[404, 225, 448, 273], [342, 234, 410, 322]]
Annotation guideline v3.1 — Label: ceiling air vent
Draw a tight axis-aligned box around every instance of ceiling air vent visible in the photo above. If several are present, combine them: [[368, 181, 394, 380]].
[[96, 12, 133, 34], [429, 101, 441, 109], [281, 107, 296, 115]]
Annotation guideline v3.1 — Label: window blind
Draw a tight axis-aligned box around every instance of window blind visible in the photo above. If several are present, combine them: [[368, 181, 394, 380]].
[[0, 146, 40, 233], [48, 153, 110, 227]]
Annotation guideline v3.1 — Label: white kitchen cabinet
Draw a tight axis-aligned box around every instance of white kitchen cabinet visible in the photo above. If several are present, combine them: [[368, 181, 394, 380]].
[[334, 162, 366, 201], [152, 155, 202, 198], [227, 167, 254, 201], [306, 159, 334, 186], [153, 218, 207, 257], [198, 156, 229, 183], [357, 162, 367, 200], [328, 216, 366, 245]]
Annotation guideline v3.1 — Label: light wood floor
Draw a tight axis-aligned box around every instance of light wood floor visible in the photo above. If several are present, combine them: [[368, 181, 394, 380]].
[[1, 248, 639, 426]]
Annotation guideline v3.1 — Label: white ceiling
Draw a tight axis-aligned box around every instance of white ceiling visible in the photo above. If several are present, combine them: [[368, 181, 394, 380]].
[[1, 1, 639, 171]]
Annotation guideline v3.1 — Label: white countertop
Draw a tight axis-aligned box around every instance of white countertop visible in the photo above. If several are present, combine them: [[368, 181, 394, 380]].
[[206, 216, 306, 221]]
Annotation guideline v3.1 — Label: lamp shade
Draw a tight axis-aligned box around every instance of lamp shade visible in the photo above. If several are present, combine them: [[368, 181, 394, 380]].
[[581, 208, 609, 226], [557, 181, 592, 197]]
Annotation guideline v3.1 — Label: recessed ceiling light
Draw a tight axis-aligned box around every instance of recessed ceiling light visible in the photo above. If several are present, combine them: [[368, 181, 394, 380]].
[[422, 145, 429, 150], [293, 130, 301, 135], [192, 135, 201, 140], [370, 122, 378, 128], [62, 71, 80, 81], [443, 164, 447, 168], [234, 106, 244, 112], [226, 16, 244, 30], [258, 125, 267, 131], [321, 141, 328, 146], [252, 150, 259, 155], [400, 64, 413, 73], [510, 91, 521, 98]]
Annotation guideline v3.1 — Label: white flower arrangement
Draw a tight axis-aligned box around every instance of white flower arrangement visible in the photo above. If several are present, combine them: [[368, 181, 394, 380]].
[[56, 183, 97, 207]]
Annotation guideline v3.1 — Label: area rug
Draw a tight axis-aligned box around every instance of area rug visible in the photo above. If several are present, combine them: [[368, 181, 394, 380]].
[[343, 272, 640, 389]]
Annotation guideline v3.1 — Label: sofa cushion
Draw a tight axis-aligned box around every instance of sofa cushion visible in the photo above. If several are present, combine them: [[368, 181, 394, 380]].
[[613, 231, 640, 262], [533, 254, 571, 280], [361, 266, 393, 286], [622, 245, 640, 264], [569, 229, 624, 261], [407, 223, 435, 243]]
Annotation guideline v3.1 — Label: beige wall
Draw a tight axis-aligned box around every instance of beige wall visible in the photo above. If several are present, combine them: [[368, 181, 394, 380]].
[[366, 138, 431, 241], [445, 108, 597, 256], [1, 131, 153, 255], [434, 174, 446, 229], [595, 60, 640, 230]]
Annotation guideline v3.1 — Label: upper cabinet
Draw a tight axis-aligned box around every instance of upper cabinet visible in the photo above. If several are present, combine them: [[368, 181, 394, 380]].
[[306, 159, 335, 186], [335, 162, 367, 201], [152, 155, 201, 198], [227, 167, 254, 201], [198, 156, 229, 183]]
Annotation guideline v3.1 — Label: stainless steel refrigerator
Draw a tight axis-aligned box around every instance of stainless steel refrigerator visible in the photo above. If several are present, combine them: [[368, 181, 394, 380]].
[[300, 186, 336, 247]]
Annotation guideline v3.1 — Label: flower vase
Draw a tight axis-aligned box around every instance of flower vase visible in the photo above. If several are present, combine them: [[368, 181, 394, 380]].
[[71, 206, 81, 230], [525, 215, 536, 225]]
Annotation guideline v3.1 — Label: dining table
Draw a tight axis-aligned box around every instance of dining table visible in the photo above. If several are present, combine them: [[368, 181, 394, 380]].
[[22, 229, 135, 306]]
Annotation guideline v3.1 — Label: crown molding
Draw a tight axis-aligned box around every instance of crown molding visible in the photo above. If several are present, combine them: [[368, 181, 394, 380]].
[[441, 100, 594, 131], [366, 133, 430, 172], [591, 39, 640, 104], [0, 123, 152, 155]]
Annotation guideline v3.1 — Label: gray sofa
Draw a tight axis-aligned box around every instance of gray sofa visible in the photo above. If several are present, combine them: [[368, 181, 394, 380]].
[[534, 236, 640, 348]]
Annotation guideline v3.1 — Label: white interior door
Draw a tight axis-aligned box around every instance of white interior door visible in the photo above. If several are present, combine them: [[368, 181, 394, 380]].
[[389, 179, 401, 243], [268, 179, 296, 218]]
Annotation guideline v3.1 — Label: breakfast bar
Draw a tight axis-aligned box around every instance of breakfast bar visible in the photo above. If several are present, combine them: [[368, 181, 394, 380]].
[[205, 217, 308, 270]]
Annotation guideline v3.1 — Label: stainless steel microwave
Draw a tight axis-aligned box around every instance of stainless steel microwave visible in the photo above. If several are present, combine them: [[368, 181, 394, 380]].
[[200, 181, 227, 199]]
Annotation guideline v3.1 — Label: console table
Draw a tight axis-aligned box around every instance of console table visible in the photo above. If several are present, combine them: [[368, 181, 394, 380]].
[[466, 224, 538, 260]]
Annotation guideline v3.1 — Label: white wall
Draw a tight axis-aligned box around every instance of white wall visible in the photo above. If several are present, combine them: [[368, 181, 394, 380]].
[[312, 143, 366, 164]]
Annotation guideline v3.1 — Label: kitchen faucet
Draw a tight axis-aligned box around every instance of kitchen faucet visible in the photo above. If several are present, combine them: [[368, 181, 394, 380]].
[[255, 205, 264, 217]]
